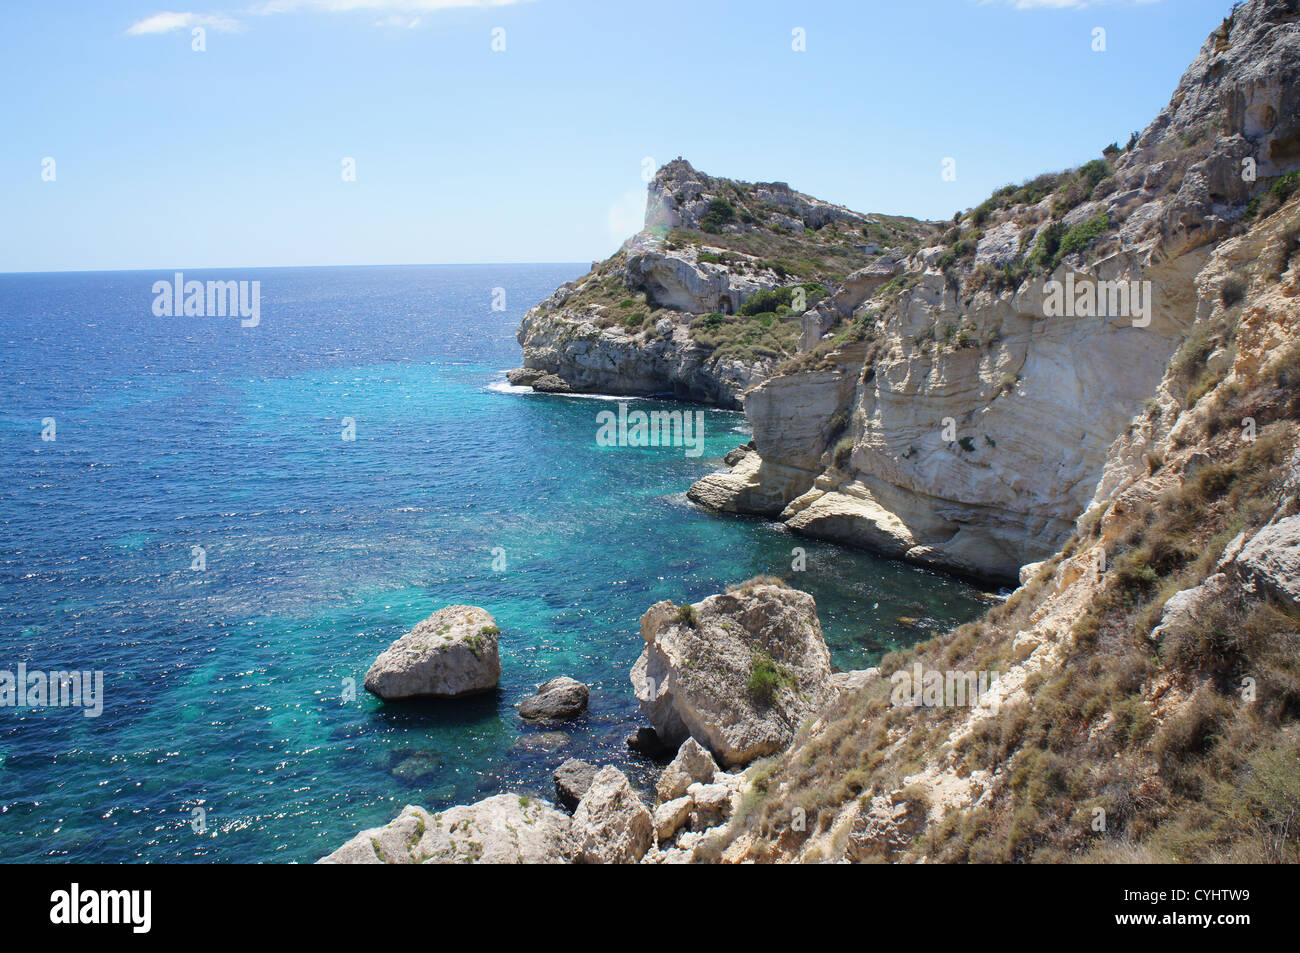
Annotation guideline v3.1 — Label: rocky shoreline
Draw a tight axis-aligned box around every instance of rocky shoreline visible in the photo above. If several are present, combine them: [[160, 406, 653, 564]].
[[322, 581, 877, 864], [326, 0, 1300, 865]]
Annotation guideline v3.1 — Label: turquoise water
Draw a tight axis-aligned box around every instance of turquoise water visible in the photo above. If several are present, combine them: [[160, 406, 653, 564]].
[[0, 265, 989, 862]]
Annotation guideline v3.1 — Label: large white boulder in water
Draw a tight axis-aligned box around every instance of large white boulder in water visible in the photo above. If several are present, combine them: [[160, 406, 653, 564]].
[[630, 581, 834, 767], [319, 795, 573, 864], [364, 606, 501, 700]]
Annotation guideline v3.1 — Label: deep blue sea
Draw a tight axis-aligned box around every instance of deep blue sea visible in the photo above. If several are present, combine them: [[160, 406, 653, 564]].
[[0, 265, 989, 863]]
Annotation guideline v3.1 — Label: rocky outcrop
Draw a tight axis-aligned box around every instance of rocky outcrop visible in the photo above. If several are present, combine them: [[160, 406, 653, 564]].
[[518, 676, 589, 722], [653, 796, 694, 842], [1235, 515, 1300, 606], [1152, 513, 1300, 641], [320, 796, 572, 864], [364, 606, 501, 700], [643, 767, 748, 860], [630, 582, 835, 767], [571, 766, 654, 864]]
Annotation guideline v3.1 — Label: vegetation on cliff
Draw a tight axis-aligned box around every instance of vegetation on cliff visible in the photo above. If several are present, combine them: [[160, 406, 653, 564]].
[[712, 195, 1300, 864]]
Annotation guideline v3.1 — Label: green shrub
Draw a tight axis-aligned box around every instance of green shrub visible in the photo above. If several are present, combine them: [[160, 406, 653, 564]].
[[1246, 171, 1300, 220], [747, 650, 793, 706], [1028, 221, 1066, 272], [675, 603, 699, 628], [700, 197, 736, 233], [1053, 212, 1110, 266], [1078, 159, 1113, 194], [833, 436, 854, 468]]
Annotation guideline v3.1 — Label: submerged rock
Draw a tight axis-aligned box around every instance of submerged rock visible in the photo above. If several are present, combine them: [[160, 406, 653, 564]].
[[518, 676, 589, 722], [364, 606, 501, 700], [389, 749, 441, 783], [319, 795, 572, 864], [631, 581, 834, 767]]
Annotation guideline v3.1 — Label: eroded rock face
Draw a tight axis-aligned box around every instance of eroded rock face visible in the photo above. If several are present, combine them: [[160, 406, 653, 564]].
[[364, 606, 501, 700], [630, 583, 834, 767], [515, 298, 762, 409], [625, 244, 776, 316], [319, 795, 572, 864], [571, 766, 654, 864]]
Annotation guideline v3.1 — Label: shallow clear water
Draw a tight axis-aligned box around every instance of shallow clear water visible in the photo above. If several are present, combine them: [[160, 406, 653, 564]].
[[0, 265, 990, 862]]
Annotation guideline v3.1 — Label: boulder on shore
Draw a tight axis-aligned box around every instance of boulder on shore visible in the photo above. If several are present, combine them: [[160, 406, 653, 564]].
[[506, 367, 545, 386], [364, 606, 501, 700], [656, 738, 719, 802], [519, 676, 589, 721], [531, 373, 574, 394], [319, 795, 572, 864], [553, 758, 598, 811], [630, 582, 834, 767], [571, 766, 653, 864]]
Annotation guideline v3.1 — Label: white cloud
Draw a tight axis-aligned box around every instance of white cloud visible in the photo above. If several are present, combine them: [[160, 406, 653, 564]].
[[125, 11, 242, 34], [127, 0, 528, 36]]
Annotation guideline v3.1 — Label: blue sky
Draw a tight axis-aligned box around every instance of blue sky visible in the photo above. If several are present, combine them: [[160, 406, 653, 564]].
[[1, 0, 1235, 272]]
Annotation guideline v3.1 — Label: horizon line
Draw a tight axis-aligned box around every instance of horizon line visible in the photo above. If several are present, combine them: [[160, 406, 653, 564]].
[[0, 260, 592, 277]]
